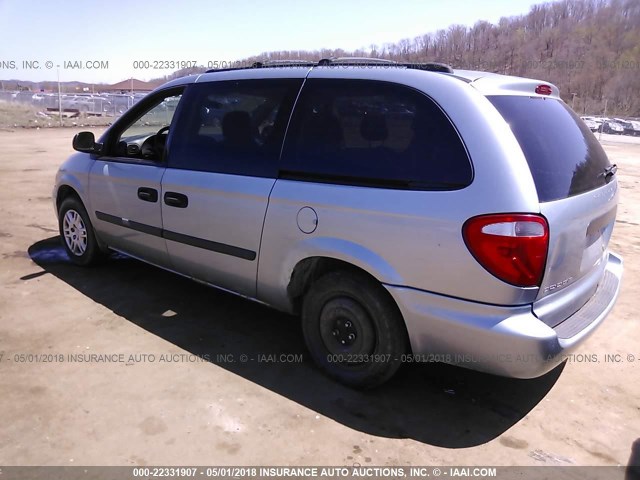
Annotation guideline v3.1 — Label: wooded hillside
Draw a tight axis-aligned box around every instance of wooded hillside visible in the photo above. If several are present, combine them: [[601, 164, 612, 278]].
[[211, 0, 640, 116]]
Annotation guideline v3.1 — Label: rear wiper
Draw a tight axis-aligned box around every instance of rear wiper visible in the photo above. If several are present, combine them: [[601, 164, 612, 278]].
[[602, 164, 618, 183]]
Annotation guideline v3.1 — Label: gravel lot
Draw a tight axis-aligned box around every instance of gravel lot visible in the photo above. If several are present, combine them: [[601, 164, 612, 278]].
[[0, 128, 638, 469]]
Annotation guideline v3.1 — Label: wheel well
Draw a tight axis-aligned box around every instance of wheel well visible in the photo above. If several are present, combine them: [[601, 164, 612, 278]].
[[287, 257, 382, 314], [55, 185, 108, 253], [288, 256, 412, 353], [56, 185, 81, 211]]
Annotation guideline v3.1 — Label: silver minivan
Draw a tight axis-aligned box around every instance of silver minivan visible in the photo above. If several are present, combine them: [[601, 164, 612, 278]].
[[54, 59, 623, 387]]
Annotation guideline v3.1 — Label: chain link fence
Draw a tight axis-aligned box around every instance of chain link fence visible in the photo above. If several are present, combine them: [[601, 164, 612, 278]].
[[0, 90, 146, 119]]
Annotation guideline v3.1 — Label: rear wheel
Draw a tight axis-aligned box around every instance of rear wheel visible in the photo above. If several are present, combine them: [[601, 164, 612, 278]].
[[58, 196, 104, 266], [302, 270, 408, 388]]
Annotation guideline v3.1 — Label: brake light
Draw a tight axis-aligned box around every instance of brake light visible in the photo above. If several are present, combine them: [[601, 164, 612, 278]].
[[463, 214, 549, 287], [535, 84, 552, 95]]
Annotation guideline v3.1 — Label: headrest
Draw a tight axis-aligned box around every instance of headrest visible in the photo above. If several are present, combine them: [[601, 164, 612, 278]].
[[360, 113, 388, 142]]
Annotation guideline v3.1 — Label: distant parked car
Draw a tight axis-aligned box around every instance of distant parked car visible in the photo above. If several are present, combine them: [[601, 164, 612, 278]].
[[60, 96, 94, 114], [581, 116, 605, 130], [581, 117, 600, 132], [613, 118, 640, 136], [601, 120, 624, 134]]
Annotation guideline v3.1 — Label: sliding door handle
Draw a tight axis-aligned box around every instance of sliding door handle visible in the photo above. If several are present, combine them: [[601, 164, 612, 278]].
[[164, 192, 189, 208]]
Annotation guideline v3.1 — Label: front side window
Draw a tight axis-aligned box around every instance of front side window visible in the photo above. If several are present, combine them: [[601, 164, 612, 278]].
[[112, 90, 183, 162], [169, 79, 303, 177], [280, 79, 472, 189]]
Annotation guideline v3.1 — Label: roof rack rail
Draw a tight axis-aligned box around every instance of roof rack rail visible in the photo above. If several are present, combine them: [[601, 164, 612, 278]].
[[408, 62, 454, 73], [251, 59, 316, 68], [318, 57, 397, 65], [204, 57, 454, 74], [317, 57, 453, 73], [205, 59, 315, 73]]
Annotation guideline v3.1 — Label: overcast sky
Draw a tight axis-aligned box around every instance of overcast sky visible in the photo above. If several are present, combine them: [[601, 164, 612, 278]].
[[0, 0, 540, 84]]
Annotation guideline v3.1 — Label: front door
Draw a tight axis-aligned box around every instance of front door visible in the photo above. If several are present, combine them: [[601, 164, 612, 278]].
[[89, 88, 184, 267]]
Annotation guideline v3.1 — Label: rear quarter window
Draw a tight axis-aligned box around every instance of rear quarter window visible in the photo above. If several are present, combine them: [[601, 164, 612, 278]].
[[488, 96, 611, 202], [281, 79, 472, 190]]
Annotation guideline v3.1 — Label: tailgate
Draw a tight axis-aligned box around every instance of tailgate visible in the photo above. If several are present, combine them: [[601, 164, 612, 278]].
[[487, 94, 618, 325], [534, 180, 618, 326]]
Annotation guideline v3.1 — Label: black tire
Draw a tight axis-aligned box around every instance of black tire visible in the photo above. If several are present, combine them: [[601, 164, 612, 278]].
[[58, 196, 104, 266], [302, 270, 408, 388]]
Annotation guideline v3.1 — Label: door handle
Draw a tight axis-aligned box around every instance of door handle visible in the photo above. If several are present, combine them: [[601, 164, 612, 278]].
[[137, 187, 158, 203], [164, 191, 189, 208]]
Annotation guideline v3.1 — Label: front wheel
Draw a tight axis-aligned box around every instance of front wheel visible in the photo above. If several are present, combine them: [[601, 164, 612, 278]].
[[58, 196, 104, 266], [302, 270, 408, 388]]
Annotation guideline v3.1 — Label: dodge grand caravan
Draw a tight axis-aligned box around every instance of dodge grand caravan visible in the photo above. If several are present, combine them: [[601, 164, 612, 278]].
[[53, 58, 623, 387]]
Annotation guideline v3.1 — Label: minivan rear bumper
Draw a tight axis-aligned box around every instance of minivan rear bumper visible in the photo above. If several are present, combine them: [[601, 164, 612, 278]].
[[385, 251, 623, 379]]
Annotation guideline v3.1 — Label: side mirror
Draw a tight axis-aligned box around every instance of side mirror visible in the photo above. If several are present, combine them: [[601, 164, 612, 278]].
[[72, 131, 96, 153]]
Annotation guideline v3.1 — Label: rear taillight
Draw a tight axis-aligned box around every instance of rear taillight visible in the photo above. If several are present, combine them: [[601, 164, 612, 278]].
[[462, 214, 549, 287]]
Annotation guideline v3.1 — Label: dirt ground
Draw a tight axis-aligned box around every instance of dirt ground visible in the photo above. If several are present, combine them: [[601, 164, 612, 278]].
[[0, 127, 638, 469], [0, 100, 115, 129]]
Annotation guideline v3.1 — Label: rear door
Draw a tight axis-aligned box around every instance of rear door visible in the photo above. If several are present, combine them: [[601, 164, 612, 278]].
[[489, 95, 617, 326], [161, 79, 303, 297]]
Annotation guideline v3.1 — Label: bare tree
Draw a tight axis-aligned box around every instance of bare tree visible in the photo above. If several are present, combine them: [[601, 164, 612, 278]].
[[173, 0, 639, 116]]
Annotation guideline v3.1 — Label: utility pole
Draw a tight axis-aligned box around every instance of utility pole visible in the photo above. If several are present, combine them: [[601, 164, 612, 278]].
[[57, 67, 63, 127], [599, 98, 608, 141], [571, 93, 577, 110]]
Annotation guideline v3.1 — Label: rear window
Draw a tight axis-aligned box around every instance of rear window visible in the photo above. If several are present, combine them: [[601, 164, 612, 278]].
[[281, 79, 472, 190], [489, 96, 610, 202]]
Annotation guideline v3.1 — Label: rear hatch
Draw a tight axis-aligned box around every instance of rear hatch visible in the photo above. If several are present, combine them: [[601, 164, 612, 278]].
[[488, 95, 618, 327]]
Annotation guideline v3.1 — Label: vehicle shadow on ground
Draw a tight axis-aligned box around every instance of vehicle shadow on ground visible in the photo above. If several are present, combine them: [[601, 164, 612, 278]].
[[28, 236, 564, 448], [628, 439, 640, 480]]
